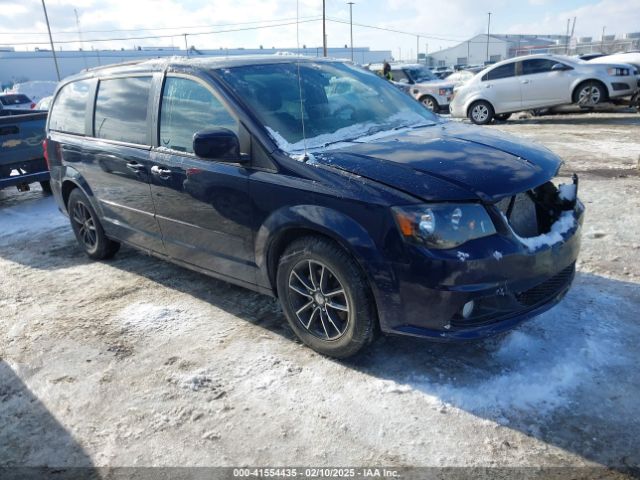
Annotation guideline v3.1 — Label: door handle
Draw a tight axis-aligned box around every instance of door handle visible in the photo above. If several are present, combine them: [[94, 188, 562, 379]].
[[126, 161, 145, 172], [521, 79, 530, 84], [484, 84, 492, 88], [150, 165, 172, 178]]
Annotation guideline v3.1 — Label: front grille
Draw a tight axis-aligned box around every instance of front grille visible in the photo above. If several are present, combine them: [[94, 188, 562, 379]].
[[515, 264, 575, 307]]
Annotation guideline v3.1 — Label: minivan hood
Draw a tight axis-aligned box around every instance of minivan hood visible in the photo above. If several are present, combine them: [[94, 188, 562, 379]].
[[313, 121, 562, 203]]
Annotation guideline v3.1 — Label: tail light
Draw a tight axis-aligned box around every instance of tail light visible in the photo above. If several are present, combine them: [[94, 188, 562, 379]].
[[31, 102, 36, 109], [43, 139, 49, 169]]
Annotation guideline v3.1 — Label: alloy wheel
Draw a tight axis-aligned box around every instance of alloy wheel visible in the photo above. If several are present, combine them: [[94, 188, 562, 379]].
[[472, 104, 489, 122], [288, 260, 350, 340], [422, 97, 436, 111], [578, 85, 601, 105], [71, 201, 97, 250]]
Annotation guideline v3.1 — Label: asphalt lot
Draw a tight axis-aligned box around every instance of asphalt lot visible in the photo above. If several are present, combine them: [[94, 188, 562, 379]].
[[1, 112, 639, 476]]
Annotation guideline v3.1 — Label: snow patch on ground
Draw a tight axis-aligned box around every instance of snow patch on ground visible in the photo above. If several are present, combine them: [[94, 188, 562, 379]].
[[0, 196, 67, 242], [116, 302, 190, 335], [373, 279, 637, 418]]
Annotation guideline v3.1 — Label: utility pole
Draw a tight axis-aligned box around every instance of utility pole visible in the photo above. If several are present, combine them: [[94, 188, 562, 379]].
[[74, 8, 87, 69], [41, 0, 61, 81], [416, 35, 420, 63], [486, 12, 491, 64], [184, 33, 189, 57], [347, 2, 354, 61], [322, 0, 327, 57], [569, 17, 576, 55], [601, 26, 606, 52], [565, 18, 571, 54]]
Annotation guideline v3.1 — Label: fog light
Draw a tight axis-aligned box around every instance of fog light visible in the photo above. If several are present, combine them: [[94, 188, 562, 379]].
[[462, 300, 475, 319]]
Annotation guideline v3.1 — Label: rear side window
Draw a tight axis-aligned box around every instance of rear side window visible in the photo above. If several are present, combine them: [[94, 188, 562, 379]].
[[482, 63, 516, 81], [159, 77, 237, 154], [49, 80, 92, 134], [0, 94, 31, 106], [522, 59, 560, 75], [94, 76, 152, 145]]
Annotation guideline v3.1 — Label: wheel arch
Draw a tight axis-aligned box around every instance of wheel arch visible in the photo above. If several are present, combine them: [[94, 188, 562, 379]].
[[254, 205, 398, 328], [59, 166, 100, 214], [466, 97, 495, 117], [572, 78, 609, 103]]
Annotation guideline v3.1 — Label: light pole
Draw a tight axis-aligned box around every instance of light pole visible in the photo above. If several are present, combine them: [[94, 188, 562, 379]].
[[322, 0, 327, 57], [41, 0, 61, 81], [416, 35, 420, 63], [347, 2, 354, 61], [486, 12, 491, 64]]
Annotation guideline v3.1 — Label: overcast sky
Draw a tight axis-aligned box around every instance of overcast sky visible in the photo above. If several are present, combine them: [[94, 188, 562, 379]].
[[1, 0, 639, 59]]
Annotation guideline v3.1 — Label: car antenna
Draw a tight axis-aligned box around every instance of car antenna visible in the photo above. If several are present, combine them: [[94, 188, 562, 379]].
[[295, 0, 309, 161]]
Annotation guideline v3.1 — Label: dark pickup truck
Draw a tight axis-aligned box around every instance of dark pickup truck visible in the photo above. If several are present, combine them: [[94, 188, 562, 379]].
[[0, 109, 50, 193]]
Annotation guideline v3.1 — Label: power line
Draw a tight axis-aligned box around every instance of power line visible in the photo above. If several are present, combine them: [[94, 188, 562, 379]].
[[1, 18, 322, 47], [0, 16, 323, 36]]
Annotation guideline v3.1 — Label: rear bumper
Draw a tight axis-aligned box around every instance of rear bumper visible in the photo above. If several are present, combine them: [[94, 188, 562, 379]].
[[0, 158, 49, 189], [376, 204, 584, 341]]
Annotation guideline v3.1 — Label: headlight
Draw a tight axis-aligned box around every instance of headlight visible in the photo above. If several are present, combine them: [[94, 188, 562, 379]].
[[392, 203, 496, 249], [607, 67, 630, 76]]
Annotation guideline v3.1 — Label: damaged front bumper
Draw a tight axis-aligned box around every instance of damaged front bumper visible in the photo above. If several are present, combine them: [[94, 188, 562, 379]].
[[380, 184, 584, 341]]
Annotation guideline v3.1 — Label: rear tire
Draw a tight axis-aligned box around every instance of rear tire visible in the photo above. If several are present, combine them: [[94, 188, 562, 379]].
[[39, 180, 52, 195], [67, 188, 120, 260], [468, 100, 494, 125], [276, 236, 376, 358], [573, 81, 607, 106]]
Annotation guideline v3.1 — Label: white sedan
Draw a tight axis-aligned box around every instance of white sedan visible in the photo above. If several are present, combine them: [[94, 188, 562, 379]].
[[450, 54, 639, 124]]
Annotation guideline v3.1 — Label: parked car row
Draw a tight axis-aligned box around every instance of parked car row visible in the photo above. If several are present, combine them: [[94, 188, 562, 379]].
[[449, 54, 640, 124]]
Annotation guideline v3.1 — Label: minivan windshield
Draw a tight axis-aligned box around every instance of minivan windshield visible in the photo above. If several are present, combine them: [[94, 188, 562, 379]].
[[217, 61, 437, 152]]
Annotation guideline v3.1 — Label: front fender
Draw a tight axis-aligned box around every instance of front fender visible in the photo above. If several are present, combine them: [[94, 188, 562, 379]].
[[254, 204, 400, 329]]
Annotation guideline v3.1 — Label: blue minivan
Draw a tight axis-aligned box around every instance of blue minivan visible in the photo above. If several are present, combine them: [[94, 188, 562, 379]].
[[45, 56, 583, 358]]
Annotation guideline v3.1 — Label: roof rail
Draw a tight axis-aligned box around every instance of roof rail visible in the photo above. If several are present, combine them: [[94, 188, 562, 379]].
[[82, 59, 149, 73]]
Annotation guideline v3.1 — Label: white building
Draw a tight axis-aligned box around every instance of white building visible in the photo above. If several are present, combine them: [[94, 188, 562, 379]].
[[0, 46, 392, 88], [426, 34, 568, 68]]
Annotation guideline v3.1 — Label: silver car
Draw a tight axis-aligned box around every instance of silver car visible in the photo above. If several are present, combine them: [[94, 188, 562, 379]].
[[450, 54, 639, 124], [387, 64, 455, 112]]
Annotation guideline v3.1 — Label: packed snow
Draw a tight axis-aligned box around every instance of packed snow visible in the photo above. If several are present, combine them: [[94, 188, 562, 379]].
[[508, 210, 577, 251], [558, 183, 577, 202]]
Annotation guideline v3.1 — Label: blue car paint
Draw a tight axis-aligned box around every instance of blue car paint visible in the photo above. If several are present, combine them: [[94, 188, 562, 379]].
[[45, 57, 582, 341]]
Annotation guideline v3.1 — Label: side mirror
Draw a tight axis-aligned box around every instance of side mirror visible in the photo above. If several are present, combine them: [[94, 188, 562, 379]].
[[551, 63, 570, 71], [192, 128, 243, 162]]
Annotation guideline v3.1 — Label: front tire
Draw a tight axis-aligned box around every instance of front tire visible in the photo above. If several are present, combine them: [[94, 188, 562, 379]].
[[276, 236, 376, 358], [420, 95, 438, 112], [573, 81, 606, 106], [67, 188, 120, 260], [468, 100, 494, 125]]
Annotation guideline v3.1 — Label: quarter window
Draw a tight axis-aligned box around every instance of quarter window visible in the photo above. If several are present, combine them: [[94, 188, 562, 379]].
[[94, 76, 152, 145], [522, 59, 561, 75], [49, 80, 92, 135], [482, 63, 516, 81], [159, 77, 238, 154]]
